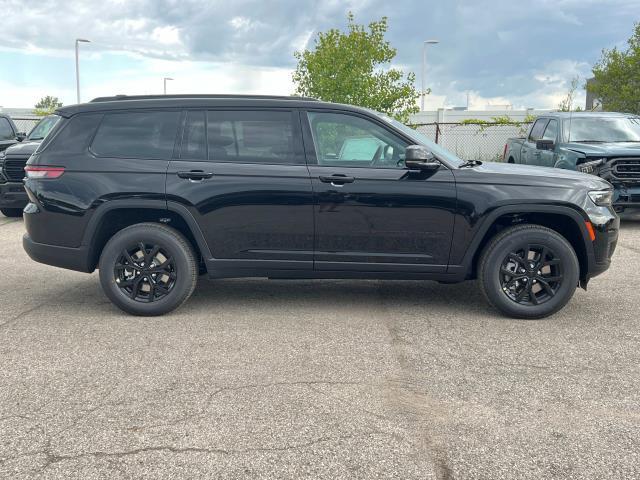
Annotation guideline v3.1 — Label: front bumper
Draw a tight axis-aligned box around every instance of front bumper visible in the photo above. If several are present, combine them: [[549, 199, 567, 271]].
[[612, 184, 640, 211], [585, 209, 619, 281], [0, 182, 28, 209]]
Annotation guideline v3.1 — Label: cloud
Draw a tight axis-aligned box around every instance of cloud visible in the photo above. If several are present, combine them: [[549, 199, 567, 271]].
[[0, 0, 638, 109]]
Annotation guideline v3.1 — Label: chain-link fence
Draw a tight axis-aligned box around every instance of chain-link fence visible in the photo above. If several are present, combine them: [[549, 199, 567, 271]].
[[11, 116, 41, 134], [413, 122, 532, 162]]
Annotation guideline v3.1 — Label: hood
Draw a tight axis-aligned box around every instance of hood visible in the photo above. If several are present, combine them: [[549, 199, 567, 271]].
[[457, 161, 611, 191], [3, 140, 41, 156], [563, 141, 640, 157]]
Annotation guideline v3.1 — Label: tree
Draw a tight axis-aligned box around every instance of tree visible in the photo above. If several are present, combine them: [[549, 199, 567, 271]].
[[292, 13, 420, 123], [557, 76, 582, 112], [34, 96, 63, 116], [587, 22, 640, 114]]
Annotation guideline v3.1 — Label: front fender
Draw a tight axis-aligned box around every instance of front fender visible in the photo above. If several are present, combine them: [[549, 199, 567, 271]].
[[554, 148, 582, 170]]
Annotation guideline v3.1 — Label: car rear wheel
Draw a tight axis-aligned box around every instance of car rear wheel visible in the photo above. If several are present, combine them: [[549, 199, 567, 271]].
[[478, 224, 579, 319], [99, 223, 198, 316], [1, 208, 23, 218]]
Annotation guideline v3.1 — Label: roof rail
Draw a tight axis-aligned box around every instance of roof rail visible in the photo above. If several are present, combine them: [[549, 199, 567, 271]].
[[89, 94, 319, 103]]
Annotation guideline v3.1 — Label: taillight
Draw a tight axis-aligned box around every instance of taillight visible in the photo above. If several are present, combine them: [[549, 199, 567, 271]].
[[502, 144, 508, 161], [24, 165, 65, 179]]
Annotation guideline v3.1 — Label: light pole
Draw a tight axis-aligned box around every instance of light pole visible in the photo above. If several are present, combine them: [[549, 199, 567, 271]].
[[421, 39, 439, 111], [163, 77, 173, 95], [75, 38, 91, 104]]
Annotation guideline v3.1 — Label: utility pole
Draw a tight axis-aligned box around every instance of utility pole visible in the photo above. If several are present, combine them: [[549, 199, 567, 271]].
[[421, 40, 439, 111], [75, 38, 91, 104]]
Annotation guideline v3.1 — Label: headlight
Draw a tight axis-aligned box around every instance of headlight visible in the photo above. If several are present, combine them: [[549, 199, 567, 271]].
[[588, 190, 613, 206], [578, 158, 605, 174]]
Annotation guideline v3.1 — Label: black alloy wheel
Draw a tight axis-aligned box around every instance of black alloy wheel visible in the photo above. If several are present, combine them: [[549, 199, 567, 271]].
[[114, 242, 177, 302], [499, 244, 563, 306], [478, 224, 579, 319], [99, 223, 198, 316]]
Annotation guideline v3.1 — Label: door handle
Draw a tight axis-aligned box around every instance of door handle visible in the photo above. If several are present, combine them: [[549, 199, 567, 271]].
[[177, 170, 214, 180], [319, 175, 355, 185]]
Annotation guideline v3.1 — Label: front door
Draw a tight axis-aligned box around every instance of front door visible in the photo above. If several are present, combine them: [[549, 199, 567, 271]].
[[303, 110, 457, 273], [166, 109, 314, 273]]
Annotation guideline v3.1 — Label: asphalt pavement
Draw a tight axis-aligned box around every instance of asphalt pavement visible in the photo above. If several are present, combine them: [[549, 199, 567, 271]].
[[1, 214, 639, 479]]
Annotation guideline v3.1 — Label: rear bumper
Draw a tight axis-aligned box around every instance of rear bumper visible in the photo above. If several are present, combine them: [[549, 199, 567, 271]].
[[0, 182, 28, 209], [23, 234, 92, 273]]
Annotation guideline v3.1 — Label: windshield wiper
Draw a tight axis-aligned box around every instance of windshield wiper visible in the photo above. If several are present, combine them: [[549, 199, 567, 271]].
[[573, 140, 606, 143], [459, 159, 482, 168]]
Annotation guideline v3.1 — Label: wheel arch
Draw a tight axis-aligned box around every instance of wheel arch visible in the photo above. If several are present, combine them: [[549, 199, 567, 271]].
[[463, 205, 593, 282], [82, 200, 211, 272]]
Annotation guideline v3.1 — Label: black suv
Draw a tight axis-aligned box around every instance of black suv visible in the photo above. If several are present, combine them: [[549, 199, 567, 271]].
[[0, 115, 60, 217], [0, 113, 25, 154], [22, 95, 619, 318]]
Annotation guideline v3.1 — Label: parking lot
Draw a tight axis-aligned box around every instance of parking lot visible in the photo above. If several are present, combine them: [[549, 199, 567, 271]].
[[0, 214, 638, 479]]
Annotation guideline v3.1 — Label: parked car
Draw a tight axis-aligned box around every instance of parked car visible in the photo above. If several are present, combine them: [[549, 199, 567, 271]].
[[504, 112, 640, 212], [0, 113, 26, 153], [0, 115, 60, 217], [22, 95, 618, 318]]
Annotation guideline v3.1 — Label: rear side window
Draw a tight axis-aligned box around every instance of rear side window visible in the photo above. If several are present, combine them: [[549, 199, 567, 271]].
[[92, 111, 180, 159], [528, 119, 548, 142], [206, 110, 297, 164], [40, 114, 102, 154], [0, 117, 14, 140]]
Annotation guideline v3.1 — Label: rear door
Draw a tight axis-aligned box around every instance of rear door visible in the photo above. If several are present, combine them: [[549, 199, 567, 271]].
[[166, 109, 314, 273]]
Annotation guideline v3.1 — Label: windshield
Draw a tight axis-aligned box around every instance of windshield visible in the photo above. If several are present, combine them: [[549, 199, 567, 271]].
[[27, 115, 61, 141], [563, 117, 640, 143], [367, 109, 466, 167]]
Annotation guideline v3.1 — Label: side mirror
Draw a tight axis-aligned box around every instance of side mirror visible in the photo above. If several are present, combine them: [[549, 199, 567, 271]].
[[16, 132, 27, 142], [405, 145, 440, 171], [536, 139, 554, 151]]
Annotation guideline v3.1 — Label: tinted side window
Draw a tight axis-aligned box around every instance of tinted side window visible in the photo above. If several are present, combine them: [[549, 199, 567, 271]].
[[43, 114, 102, 154], [0, 117, 14, 140], [528, 119, 548, 142], [207, 110, 296, 164], [542, 119, 558, 142], [92, 111, 180, 159], [307, 112, 408, 168], [181, 111, 206, 160]]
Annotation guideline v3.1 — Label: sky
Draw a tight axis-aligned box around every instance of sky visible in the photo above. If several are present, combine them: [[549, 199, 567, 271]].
[[0, 0, 637, 111]]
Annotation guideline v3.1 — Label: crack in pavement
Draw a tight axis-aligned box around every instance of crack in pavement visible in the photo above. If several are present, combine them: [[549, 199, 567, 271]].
[[2, 430, 389, 473]]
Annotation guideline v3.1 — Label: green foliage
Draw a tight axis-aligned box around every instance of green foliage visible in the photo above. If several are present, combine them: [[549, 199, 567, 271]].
[[34, 96, 62, 116], [292, 13, 420, 123], [459, 115, 534, 135], [588, 22, 640, 114]]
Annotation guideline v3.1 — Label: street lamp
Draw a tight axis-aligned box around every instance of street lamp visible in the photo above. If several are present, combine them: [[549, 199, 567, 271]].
[[75, 38, 91, 104], [163, 77, 174, 95], [421, 39, 439, 111]]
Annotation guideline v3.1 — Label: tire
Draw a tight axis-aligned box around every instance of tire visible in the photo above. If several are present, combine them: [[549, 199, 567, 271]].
[[99, 223, 198, 316], [478, 224, 579, 319], [1, 208, 23, 218], [507, 157, 515, 164]]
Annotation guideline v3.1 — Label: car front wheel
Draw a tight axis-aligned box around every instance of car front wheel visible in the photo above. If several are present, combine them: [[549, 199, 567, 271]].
[[99, 223, 198, 316], [478, 224, 579, 319]]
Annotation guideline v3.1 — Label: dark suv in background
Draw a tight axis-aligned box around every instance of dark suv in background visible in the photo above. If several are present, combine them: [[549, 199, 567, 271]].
[[0, 113, 25, 153], [0, 115, 59, 217], [22, 95, 619, 318]]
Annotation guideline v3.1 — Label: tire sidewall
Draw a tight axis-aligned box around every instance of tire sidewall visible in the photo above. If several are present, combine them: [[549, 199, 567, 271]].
[[99, 226, 195, 316], [481, 229, 579, 319]]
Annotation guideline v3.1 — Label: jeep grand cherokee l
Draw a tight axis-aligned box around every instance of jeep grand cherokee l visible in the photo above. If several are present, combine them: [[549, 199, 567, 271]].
[[22, 95, 619, 318]]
